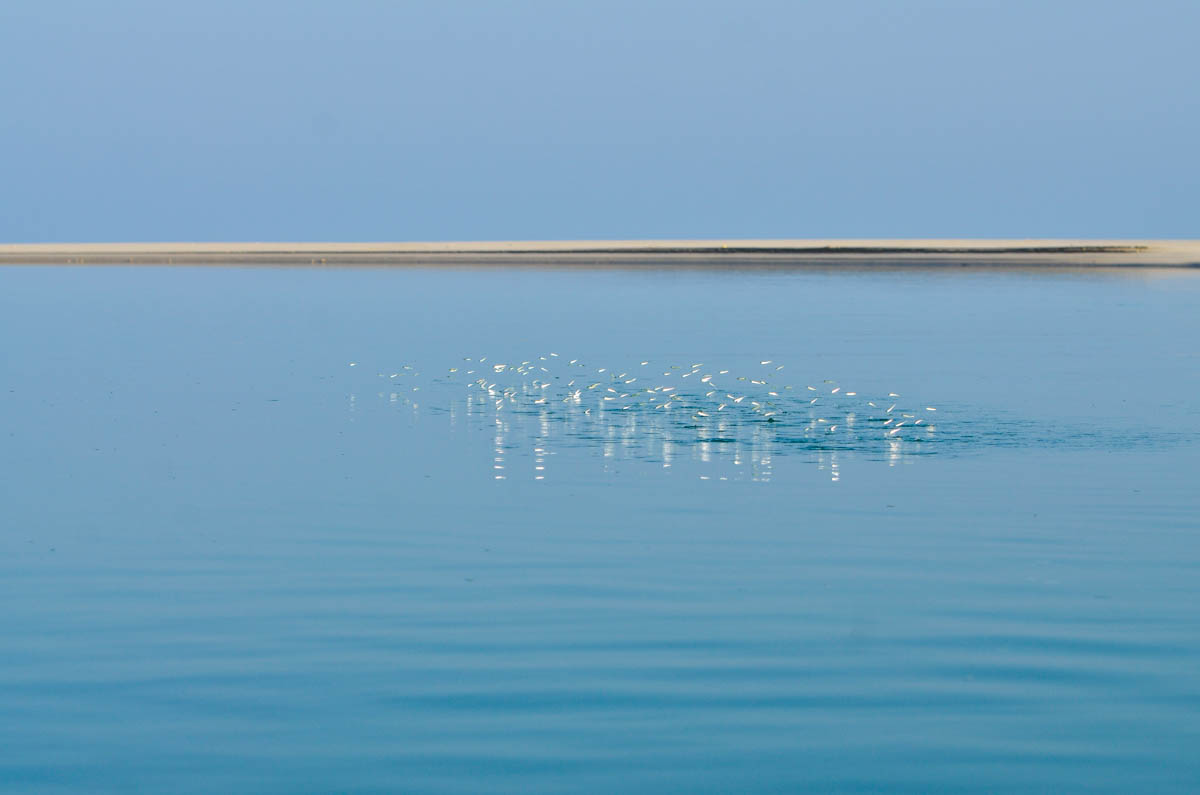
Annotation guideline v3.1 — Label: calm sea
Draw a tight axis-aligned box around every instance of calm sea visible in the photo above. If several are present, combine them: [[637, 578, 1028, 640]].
[[2, 264, 1198, 793]]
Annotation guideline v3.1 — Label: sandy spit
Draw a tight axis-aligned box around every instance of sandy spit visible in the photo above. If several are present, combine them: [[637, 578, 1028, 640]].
[[1, 240, 1197, 266]]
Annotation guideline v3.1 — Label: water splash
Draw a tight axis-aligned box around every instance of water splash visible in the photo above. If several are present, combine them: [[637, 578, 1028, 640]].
[[373, 354, 946, 482], [365, 352, 1189, 483]]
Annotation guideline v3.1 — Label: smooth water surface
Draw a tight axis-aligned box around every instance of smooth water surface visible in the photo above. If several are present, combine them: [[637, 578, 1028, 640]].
[[2, 265, 1199, 792]]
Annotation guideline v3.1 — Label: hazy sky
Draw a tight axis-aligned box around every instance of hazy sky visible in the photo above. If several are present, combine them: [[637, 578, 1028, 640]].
[[2, 0, 1196, 241]]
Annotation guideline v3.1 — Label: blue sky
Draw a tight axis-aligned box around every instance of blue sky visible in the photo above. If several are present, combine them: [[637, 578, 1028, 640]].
[[1, 0, 1196, 241]]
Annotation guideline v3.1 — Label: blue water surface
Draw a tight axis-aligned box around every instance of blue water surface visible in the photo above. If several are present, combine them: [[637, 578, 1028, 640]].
[[1, 264, 1198, 793]]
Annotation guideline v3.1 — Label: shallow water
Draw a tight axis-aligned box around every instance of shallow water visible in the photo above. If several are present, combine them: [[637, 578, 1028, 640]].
[[2, 265, 1198, 793]]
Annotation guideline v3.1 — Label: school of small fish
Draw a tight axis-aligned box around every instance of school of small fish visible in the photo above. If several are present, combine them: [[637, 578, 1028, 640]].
[[372, 353, 941, 478]]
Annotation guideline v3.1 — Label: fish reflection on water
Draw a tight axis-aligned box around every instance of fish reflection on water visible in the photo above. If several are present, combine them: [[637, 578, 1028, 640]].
[[370, 354, 942, 482]]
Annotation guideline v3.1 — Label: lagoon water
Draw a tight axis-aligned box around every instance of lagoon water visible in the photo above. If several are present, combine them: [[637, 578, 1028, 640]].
[[2, 264, 1199, 792]]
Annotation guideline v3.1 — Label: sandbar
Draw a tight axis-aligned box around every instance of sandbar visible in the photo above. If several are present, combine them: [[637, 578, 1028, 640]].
[[1, 239, 1197, 267]]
